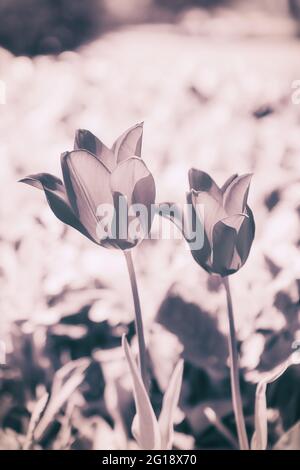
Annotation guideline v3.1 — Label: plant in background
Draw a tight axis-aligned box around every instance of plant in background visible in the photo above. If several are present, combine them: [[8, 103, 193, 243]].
[[0, 0, 104, 55], [20, 123, 155, 390], [23, 358, 89, 450]]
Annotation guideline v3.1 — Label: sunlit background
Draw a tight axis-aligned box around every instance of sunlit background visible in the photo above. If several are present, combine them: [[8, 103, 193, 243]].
[[0, 0, 300, 449]]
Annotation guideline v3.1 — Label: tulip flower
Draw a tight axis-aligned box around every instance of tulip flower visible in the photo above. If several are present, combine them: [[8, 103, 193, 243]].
[[187, 169, 255, 277], [185, 169, 256, 450], [20, 123, 155, 390], [20, 123, 155, 250]]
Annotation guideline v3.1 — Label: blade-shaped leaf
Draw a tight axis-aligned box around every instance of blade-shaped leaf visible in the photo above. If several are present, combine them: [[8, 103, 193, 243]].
[[251, 381, 268, 450], [251, 356, 295, 450], [23, 393, 49, 450], [273, 420, 300, 450], [122, 335, 161, 450], [158, 359, 184, 450]]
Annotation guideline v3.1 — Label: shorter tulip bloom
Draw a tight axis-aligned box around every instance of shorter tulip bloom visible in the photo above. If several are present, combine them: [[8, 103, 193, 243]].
[[20, 123, 155, 250], [186, 168, 255, 450], [187, 169, 255, 276]]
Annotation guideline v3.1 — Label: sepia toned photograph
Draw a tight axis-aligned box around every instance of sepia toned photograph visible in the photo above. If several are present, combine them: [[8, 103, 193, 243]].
[[0, 0, 300, 457]]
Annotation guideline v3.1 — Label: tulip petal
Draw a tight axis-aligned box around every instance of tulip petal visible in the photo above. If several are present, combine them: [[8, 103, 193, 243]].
[[132, 172, 156, 208], [236, 206, 255, 265], [74, 129, 116, 171], [222, 214, 246, 232], [61, 150, 112, 242], [122, 336, 161, 450], [223, 173, 252, 215], [110, 157, 154, 204], [191, 190, 227, 245], [221, 214, 247, 271], [186, 192, 212, 272], [190, 237, 212, 273], [112, 122, 144, 163], [158, 359, 184, 450], [188, 169, 222, 203], [212, 220, 239, 275], [110, 157, 155, 238], [220, 174, 238, 193], [157, 199, 211, 271], [20, 173, 65, 195], [19, 173, 93, 242]]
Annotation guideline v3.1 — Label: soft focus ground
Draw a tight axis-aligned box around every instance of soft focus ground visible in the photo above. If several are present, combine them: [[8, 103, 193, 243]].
[[0, 16, 300, 449]]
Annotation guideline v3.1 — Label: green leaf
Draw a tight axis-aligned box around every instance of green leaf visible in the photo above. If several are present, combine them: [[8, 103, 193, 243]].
[[122, 335, 161, 450], [158, 359, 184, 450]]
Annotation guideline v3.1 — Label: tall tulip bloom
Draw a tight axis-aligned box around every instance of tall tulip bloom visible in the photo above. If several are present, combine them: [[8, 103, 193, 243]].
[[188, 169, 255, 276], [186, 168, 255, 450], [20, 123, 155, 250], [20, 123, 154, 389]]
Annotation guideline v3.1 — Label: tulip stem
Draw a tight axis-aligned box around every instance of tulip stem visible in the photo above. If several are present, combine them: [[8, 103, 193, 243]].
[[124, 250, 149, 393], [222, 276, 249, 450]]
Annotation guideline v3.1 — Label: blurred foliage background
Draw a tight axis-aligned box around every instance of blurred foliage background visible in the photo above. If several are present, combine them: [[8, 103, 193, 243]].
[[0, 0, 299, 450]]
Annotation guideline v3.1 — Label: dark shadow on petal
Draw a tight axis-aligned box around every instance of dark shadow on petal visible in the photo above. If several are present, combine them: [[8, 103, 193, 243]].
[[186, 192, 212, 273], [188, 168, 221, 202], [19, 173, 65, 193], [44, 188, 96, 243], [75, 129, 98, 154], [74, 129, 115, 171], [110, 157, 153, 209], [132, 173, 156, 235], [132, 174, 156, 207], [236, 205, 255, 266], [212, 221, 238, 276], [101, 192, 138, 250], [112, 192, 129, 245], [220, 174, 238, 193]]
